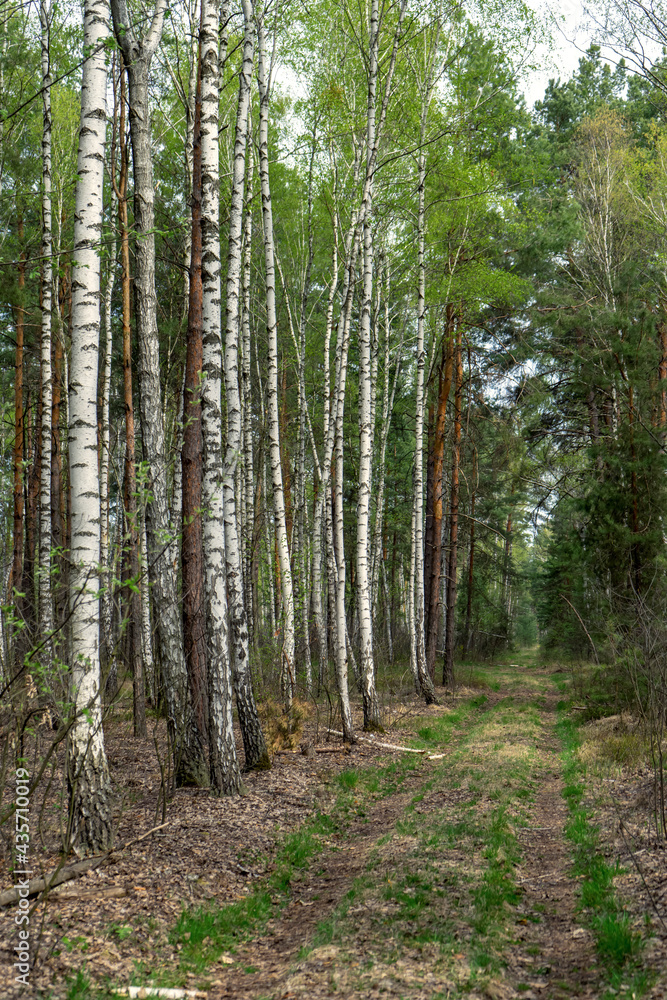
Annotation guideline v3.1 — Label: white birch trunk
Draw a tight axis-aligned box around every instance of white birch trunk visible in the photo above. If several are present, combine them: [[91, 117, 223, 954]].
[[99, 186, 116, 679], [241, 142, 255, 643], [311, 230, 338, 691], [411, 140, 438, 704], [140, 506, 154, 703], [39, 0, 54, 663], [200, 0, 242, 793], [371, 278, 403, 614], [254, 353, 276, 638], [68, 0, 113, 854], [332, 232, 361, 742], [111, 0, 207, 786], [297, 141, 315, 694], [356, 0, 381, 730], [256, 3, 295, 706], [224, 0, 269, 770]]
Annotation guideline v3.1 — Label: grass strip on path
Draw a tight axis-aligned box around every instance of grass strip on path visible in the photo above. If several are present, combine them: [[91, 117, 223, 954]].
[[557, 703, 651, 1000], [289, 679, 550, 998]]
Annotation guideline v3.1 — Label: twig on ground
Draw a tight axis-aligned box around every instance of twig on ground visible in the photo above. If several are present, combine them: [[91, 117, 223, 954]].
[[0, 822, 170, 908]]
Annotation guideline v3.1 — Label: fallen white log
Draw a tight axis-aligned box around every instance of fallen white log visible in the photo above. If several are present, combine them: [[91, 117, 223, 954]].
[[326, 730, 444, 759], [112, 988, 207, 999]]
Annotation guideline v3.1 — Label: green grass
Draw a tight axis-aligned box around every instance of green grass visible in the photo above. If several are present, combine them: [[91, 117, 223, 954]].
[[66, 971, 92, 1000], [66, 661, 660, 1000], [412, 695, 488, 749], [300, 689, 539, 992], [557, 710, 649, 997], [124, 747, 427, 991], [169, 812, 339, 977]]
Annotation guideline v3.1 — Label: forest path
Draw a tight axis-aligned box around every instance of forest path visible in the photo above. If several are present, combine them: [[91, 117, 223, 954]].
[[196, 659, 609, 1000]]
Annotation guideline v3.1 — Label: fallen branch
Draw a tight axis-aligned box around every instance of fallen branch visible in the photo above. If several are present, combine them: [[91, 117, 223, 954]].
[[112, 989, 207, 999], [559, 593, 599, 665], [326, 729, 443, 758], [47, 886, 128, 903], [0, 822, 169, 908]]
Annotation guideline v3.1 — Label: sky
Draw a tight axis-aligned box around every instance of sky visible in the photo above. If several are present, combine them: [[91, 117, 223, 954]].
[[521, 0, 594, 106]]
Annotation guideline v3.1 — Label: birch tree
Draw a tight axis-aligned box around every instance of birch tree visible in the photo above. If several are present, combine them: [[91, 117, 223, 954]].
[[410, 23, 446, 705], [38, 0, 53, 665], [111, 0, 207, 785], [256, 1, 296, 707], [200, 0, 244, 791], [224, 0, 270, 770], [356, 0, 382, 731], [67, 0, 113, 854]]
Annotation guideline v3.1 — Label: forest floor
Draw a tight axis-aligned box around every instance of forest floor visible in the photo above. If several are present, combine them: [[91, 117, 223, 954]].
[[2, 652, 667, 999]]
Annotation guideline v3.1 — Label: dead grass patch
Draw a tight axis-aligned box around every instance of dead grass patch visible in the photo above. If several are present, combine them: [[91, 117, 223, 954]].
[[258, 697, 312, 753], [578, 714, 655, 770]]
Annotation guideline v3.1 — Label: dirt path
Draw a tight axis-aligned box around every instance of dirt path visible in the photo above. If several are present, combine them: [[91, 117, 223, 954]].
[[505, 695, 600, 1000], [4, 660, 660, 999], [201, 675, 610, 1000], [211, 786, 422, 999]]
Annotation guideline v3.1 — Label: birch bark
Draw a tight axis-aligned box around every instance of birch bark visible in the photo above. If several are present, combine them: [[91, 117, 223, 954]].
[[311, 231, 337, 691], [199, 0, 243, 793], [297, 139, 316, 693], [356, 0, 382, 731], [370, 278, 403, 625], [11, 216, 25, 674], [256, 3, 296, 707], [225, 0, 270, 770], [111, 0, 207, 785], [332, 233, 361, 742], [111, 71, 144, 732], [411, 143, 438, 705], [98, 185, 115, 694], [39, 0, 53, 666], [241, 144, 255, 643], [67, 0, 113, 854]]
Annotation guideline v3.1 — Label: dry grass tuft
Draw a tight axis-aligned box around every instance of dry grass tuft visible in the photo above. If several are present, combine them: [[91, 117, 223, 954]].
[[578, 714, 652, 769], [259, 697, 312, 752]]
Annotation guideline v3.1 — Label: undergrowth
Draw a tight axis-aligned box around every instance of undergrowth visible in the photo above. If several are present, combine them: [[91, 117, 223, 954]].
[[557, 710, 651, 999]]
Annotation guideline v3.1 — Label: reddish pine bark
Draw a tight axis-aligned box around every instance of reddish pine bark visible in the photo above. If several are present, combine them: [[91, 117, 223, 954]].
[[181, 59, 208, 743], [114, 68, 145, 735], [426, 315, 454, 680], [443, 324, 462, 688], [659, 318, 667, 431], [462, 447, 477, 656], [423, 400, 435, 642]]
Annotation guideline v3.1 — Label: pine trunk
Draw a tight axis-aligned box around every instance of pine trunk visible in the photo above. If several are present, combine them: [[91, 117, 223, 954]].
[[443, 326, 462, 688], [426, 323, 454, 679], [182, 62, 209, 747], [462, 447, 477, 656]]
